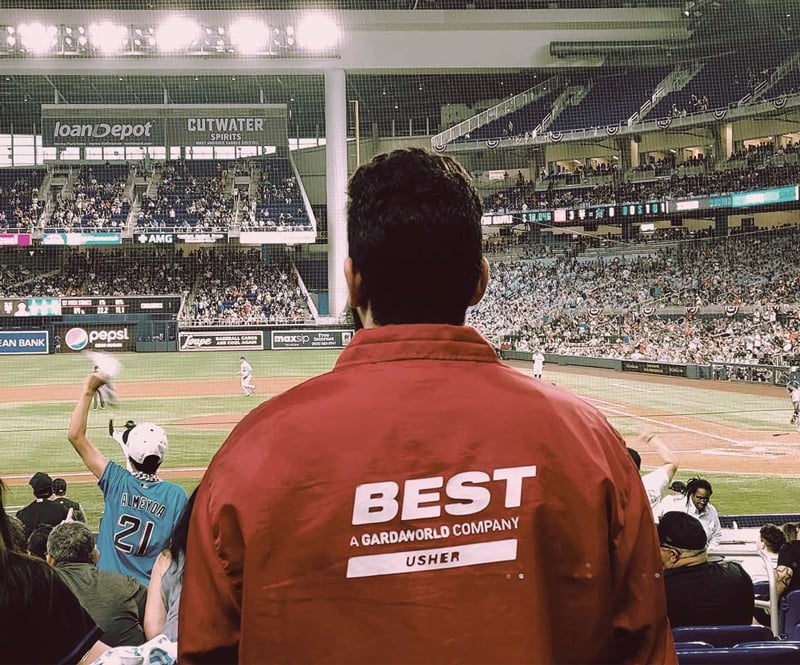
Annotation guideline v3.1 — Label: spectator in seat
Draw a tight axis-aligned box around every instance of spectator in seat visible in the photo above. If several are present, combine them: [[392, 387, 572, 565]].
[[659, 511, 754, 627], [0, 478, 108, 663], [47, 521, 147, 648], [654, 477, 722, 548], [15, 471, 68, 538], [27, 523, 54, 560], [52, 477, 87, 523], [759, 524, 787, 570], [144, 487, 198, 642], [179, 147, 674, 665], [776, 522, 800, 600]]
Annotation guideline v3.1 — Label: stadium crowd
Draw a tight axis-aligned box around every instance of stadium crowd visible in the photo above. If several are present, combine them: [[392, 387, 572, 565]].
[[240, 161, 312, 232], [468, 226, 800, 366], [0, 248, 311, 326], [185, 248, 311, 325], [48, 166, 130, 231], [0, 169, 43, 231]]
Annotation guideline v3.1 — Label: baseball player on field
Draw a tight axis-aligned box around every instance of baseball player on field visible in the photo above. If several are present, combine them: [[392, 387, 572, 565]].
[[237, 355, 255, 397], [788, 380, 800, 431], [532, 350, 545, 380]]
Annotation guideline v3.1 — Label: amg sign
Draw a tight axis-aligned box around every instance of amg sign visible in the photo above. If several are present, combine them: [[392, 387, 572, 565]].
[[136, 233, 174, 244]]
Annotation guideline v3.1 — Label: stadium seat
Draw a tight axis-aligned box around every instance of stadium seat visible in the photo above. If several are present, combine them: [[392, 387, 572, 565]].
[[674, 641, 715, 651], [734, 641, 800, 649], [780, 590, 800, 640], [671, 624, 775, 648], [678, 645, 800, 664]]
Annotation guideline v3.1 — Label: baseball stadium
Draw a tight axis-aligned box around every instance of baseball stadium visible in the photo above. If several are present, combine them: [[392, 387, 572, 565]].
[[3, 0, 800, 661]]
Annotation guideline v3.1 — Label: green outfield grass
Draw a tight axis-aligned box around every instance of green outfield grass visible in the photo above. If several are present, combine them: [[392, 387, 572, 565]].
[[2, 350, 799, 532]]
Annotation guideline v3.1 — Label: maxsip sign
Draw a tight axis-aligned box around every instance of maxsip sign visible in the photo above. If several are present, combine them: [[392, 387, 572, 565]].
[[0, 331, 49, 355], [57, 325, 137, 352], [178, 331, 263, 352], [271, 329, 354, 350]]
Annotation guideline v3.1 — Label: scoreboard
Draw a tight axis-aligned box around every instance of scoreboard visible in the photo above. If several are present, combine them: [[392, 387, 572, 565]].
[[60, 295, 181, 315], [0, 295, 181, 317]]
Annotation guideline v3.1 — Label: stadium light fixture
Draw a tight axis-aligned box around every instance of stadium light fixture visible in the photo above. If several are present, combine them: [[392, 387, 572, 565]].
[[296, 14, 340, 52], [155, 16, 200, 52], [88, 22, 128, 55], [18, 22, 58, 54], [229, 19, 269, 54]]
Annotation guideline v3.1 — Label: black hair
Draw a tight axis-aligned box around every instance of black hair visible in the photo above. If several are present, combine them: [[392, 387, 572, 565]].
[[131, 455, 161, 476], [627, 448, 642, 471], [760, 523, 787, 554], [52, 478, 67, 495], [27, 525, 53, 560], [686, 477, 713, 497], [346, 147, 484, 326], [169, 487, 198, 564]]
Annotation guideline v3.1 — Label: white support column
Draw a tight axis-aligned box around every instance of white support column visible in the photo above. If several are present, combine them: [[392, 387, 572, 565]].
[[326, 68, 349, 320]]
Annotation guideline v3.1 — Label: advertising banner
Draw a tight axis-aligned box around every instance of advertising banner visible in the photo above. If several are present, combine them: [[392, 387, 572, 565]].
[[271, 329, 354, 350], [0, 233, 32, 246], [56, 325, 137, 352], [621, 360, 687, 377], [42, 104, 287, 148], [135, 232, 174, 245], [175, 232, 227, 244], [42, 233, 122, 246], [178, 330, 264, 352], [0, 331, 49, 355], [239, 230, 316, 245]]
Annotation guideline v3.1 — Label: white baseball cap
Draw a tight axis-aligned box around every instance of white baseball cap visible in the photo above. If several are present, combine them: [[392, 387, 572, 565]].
[[111, 422, 168, 463]]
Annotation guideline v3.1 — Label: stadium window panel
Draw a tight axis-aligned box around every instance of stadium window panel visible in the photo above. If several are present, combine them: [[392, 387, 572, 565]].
[[85, 147, 103, 160], [103, 147, 124, 160], [0, 134, 10, 149], [188, 146, 213, 159], [41, 147, 56, 163], [214, 147, 236, 159], [12, 134, 33, 147], [126, 147, 145, 160], [0, 146, 10, 168], [12, 148, 35, 167], [148, 147, 166, 160], [238, 147, 258, 158], [169, 147, 181, 160], [58, 147, 80, 161]]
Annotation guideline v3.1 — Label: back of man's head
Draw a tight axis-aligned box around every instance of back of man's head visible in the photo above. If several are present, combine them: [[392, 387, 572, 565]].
[[760, 523, 787, 554], [47, 522, 95, 565], [27, 524, 53, 560], [29, 471, 53, 499], [627, 448, 642, 471], [346, 147, 484, 326], [52, 478, 67, 496]]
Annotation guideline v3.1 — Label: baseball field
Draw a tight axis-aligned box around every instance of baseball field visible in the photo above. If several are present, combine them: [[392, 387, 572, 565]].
[[2, 350, 798, 528]]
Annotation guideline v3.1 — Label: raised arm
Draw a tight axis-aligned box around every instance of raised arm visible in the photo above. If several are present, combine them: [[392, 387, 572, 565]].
[[67, 372, 110, 479]]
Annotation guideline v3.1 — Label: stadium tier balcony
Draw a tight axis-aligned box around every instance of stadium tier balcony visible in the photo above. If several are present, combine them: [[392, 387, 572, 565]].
[[551, 68, 669, 132], [185, 248, 311, 326], [137, 161, 234, 231], [0, 169, 44, 232], [458, 90, 560, 142], [47, 166, 130, 232]]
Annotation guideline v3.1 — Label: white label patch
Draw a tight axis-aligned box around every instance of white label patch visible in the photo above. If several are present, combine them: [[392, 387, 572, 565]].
[[346, 539, 518, 579]]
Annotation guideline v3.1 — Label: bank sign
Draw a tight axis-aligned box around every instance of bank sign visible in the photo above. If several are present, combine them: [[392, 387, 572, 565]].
[[178, 330, 264, 352], [271, 329, 354, 350], [0, 331, 49, 355]]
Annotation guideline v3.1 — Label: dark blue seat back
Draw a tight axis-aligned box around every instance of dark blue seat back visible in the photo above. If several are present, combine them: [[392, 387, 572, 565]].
[[678, 645, 800, 664], [672, 625, 775, 648], [781, 590, 800, 639]]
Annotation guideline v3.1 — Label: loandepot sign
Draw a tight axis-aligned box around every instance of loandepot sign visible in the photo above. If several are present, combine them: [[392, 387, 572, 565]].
[[42, 104, 288, 148]]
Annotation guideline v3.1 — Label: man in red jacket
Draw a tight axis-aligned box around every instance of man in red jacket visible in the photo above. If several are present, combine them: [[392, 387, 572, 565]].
[[179, 147, 675, 664]]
